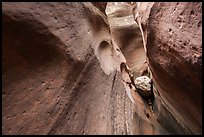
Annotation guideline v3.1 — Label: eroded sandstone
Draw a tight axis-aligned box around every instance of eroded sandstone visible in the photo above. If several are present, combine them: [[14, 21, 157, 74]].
[[2, 2, 202, 135], [146, 2, 202, 134]]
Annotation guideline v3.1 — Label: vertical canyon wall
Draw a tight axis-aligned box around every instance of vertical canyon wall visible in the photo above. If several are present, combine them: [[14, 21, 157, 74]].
[[2, 2, 202, 135], [2, 2, 134, 135], [146, 2, 202, 134]]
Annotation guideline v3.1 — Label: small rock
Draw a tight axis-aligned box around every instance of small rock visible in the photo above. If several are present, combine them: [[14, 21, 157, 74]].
[[134, 76, 152, 98], [134, 76, 151, 91]]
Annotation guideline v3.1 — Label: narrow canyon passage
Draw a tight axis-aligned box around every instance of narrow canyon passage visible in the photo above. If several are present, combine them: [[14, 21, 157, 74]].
[[2, 2, 202, 135], [106, 3, 193, 135], [106, 2, 146, 77]]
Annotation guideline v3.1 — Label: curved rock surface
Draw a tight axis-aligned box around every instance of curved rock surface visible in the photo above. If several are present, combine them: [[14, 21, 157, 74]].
[[2, 2, 133, 135], [146, 2, 202, 134], [2, 2, 202, 135]]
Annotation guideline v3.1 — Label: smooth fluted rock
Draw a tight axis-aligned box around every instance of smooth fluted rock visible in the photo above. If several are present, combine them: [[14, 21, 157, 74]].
[[2, 2, 202, 135], [2, 2, 132, 135]]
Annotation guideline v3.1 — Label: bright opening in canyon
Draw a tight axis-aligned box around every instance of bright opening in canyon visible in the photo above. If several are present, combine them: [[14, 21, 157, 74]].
[[2, 2, 202, 135]]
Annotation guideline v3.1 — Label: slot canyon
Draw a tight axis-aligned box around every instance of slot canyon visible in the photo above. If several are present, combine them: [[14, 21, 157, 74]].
[[2, 2, 202, 135]]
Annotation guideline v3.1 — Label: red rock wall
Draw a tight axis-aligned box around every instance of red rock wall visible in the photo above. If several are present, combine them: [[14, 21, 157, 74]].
[[146, 2, 202, 134], [2, 2, 202, 135], [2, 2, 134, 135]]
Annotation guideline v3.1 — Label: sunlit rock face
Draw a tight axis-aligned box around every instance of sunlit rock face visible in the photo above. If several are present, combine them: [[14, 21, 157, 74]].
[[146, 2, 202, 134], [106, 2, 146, 75]]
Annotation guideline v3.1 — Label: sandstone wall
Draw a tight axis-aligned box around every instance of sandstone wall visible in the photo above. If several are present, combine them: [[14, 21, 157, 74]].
[[2, 2, 202, 135], [146, 2, 202, 134], [2, 2, 133, 135]]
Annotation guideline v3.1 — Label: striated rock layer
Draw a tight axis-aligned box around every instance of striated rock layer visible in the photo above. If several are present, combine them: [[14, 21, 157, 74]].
[[2, 2, 134, 135], [2, 2, 202, 135], [107, 2, 202, 135]]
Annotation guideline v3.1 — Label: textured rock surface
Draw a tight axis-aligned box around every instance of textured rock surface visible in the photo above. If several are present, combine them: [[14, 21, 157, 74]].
[[146, 2, 202, 134], [107, 2, 202, 135], [106, 3, 187, 135], [134, 76, 151, 91], [2, 2, 202, 135], [2, 2, 133, 135]]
